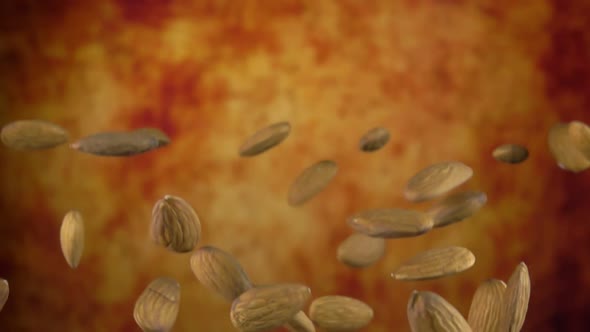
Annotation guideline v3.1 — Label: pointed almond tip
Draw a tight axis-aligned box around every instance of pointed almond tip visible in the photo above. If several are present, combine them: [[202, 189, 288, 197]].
[[69, 142, 80, 150]]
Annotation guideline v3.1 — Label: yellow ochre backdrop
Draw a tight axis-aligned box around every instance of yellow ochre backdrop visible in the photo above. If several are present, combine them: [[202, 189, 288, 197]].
[[1, 0, 589, 331]]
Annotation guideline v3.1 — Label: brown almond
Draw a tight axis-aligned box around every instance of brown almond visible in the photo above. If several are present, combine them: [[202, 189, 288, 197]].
[[404, 161, 473, 202], [288, 160, 338, 206], [467, 279, 506, 332], [284, 311, 316, 332], [59, 210, 85, 269], [230, 284, 311, 332], [548, 122, 590, 173], [0, 278, 8, 312], [70, 131, 162, 157], [427, 191, 487, 228], [336, 233, 386, 268], [499, 262, 531, 332], [133, 277, 181, 332], [133, 127, 171, 147], [492, 144, 529, 164], [151, 195, 201, 253], [392, 246, 476, 281], [359, 127, 390, 152], [190, 246, 252, 301], [407, 290, 472, 332], [347, 208, 433, 238], [309, 295, 374, 331], [239, 121, 291, 157], [1, 119, 69, 150], [568, 120, 590, 157]]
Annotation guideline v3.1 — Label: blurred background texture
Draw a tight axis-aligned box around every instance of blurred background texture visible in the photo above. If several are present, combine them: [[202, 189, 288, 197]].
[[1, 0, 589, 331]]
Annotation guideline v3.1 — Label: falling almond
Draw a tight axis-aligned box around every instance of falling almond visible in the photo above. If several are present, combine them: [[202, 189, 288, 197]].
[[347, 208, 433, 238], [1, 119, 69, 150], [499, 262, 531, 332], [567, 120, 590, 158], [404, 161, 473, 202], [190, 246, 253, 301], [60, 210, 85, 269], [239, 121, 291, 157], [392, 246, 476, 281], [309, 295, 374, 331], [336, 233, 386, 268], [492, 144, 529, 164], [548, 122, 590, 173], [427, 191, 487, 228], [467, 279, 506, 332], [151, 195, 201, 253], [70, 130, 164, 157], [359, 127, 390, 152], [0, 278, 8, 312], [407, 290, 472, 332], [284, 311, 316, 332], [230, 284, 311, 332], [133, 277, 181, 332], [287, 160, 338, 207]]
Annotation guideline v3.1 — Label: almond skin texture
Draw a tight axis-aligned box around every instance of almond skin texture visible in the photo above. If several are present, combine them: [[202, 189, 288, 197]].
[[190, 246, 253, 301], [407, 290, 472, 332], [309, 295, 374, 331], [133, 277, 181, 332], [467, 279, 507, 332], [59, 210, 85, 269], [151, 195, 201, 253], [230, 284, 311, 332]]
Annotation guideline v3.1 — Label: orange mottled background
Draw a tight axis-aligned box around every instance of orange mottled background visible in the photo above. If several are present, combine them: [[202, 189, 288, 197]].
[[1, 0, 589, 331]]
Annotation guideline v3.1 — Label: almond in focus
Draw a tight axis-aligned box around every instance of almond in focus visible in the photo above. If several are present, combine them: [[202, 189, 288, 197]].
[[151, 195, 202, 253]]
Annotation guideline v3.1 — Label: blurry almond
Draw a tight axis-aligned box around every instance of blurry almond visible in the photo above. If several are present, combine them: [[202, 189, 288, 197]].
[[392, 246, 475, 281], [230, 284, 311, 332], [0, 278, 8, 312], [190, 246, 252, 301], [133, 277, 180, 332], [151, 195, 201, 253], [359, 127, 390, 152], [59, 210, 85, 269], [70, 131, 162, 157], [499, 262, 531, 332], [492, 144, 529, 164], [467, 279, 506, 332], [347, 208, 433, 238], [284, 311, 316, 332], [288, 160, 338, 206], [239, 121, 291, 157], [407, 290, 472, 332], [1, 119, 69, 150], [548, 122, 590, 173], [133, 127, 171, 147], [309, 295, 374, 331], [427, 191, 487, 228], [336, 233, 386, 268], [404, 161, 473, 202]]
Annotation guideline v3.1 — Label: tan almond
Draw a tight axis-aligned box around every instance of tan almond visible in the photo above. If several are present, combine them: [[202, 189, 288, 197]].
[[427, 191, 487, 228], [1, 119, 69, 150], [347, 208, 433, 238], [70, 131, 162, 157], [190, 246, 252, 301], [392, 246, 475, 281], [407, 290, 472, 332], [336, 233, 386, 268], [359, 127, 390, 152], [467, 279, 506, 332], [288, 160, 338, 206], [133, 277, 180, 332], [492, 144, 529, 164], [499, 262, 531, 332], [151, 195, 201, 253], [404, 161, 473, 202], [568, 120, 590, 157], [548, 122, 590, 173], [0, 278, 8, 312], [284, 311, 316, 332], [230, 284, 311, 332], [59, 210, 85, 269], [239, 121, 291, 157], [309, 295, 374, 331]]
